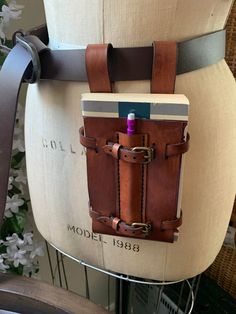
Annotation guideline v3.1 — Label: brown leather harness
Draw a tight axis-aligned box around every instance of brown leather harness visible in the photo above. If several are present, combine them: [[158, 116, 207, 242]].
[[0, 25, 226, 240]]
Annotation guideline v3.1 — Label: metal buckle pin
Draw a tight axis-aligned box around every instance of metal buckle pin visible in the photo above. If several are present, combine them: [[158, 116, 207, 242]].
[[15, 33, 41, 83], [131, 146, 154, 164], [131, 222, 152, 234]]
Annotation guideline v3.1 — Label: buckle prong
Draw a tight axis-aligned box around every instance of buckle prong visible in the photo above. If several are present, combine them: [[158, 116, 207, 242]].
[[131, 222, 151, 234], [131, 146, 154, 164]]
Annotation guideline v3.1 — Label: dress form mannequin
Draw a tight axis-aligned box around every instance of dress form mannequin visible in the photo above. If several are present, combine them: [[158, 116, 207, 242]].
[[25, 0, 236, 281]]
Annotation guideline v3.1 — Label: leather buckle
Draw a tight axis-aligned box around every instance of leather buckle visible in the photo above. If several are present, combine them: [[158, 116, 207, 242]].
[[14, 32, 41, 83], [131, 222, 152, 234], [131, 146, 154, 164]]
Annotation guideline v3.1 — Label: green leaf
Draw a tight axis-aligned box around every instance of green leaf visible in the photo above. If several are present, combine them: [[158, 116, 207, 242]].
[[9, 264, 24, 276], [0, 1, 7, 8], [8, 184, 22, 196], [0, 40, 13, 65], [0, 210, 27, 238], [4, 39, 12, 49], [20, 201, 28, 211], [0, 218, 15, 239], [15, 209, 27, 230], [0, 244, 6, 254], [0, 52, 6, 65], [11, 152, 25, 168]]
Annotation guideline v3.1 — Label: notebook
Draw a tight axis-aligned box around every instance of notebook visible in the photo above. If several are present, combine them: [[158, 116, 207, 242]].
[[81, 93, 189, 121]]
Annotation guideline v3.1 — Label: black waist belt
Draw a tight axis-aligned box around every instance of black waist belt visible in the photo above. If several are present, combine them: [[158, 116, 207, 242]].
[[30, 26, 226, 82], [0, 25, 226, 225]]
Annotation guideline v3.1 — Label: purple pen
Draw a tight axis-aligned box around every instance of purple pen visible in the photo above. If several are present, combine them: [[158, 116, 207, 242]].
[[127, 112, 135, 135]]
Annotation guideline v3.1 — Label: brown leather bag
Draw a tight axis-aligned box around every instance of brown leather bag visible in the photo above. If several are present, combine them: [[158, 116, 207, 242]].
[[0, 26, 225, 237], [79, 42, 190, 243]]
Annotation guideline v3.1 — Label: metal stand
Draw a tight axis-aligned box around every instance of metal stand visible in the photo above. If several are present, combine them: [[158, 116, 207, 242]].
[[49, 242, 197, 313], [126, 275, 200, 314], [115, 279, 130, 314]]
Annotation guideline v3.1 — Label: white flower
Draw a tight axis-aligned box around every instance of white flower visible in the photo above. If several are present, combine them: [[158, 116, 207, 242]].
[[0, 4, 22, 24], [0, 21, 5, 41], [29, 245, 44, 259], [0, 231, 43, 273], [13, 104, 25, 151], [3, 232, 35, 250], [14, 169, 27, 185], [0, 1, 24, 43], [8, 176, 14, 190], [23, 263, 39, 277], [5, 195, 24, 218], [0, 256, 9, 272], [4, 233, 24, 248], [22, 232, 33, 245], [5, 246, 28, 267], [13, 127, 25, 152]]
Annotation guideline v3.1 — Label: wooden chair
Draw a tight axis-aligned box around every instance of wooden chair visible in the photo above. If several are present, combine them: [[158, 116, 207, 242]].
[[0, 273, 108, 314]]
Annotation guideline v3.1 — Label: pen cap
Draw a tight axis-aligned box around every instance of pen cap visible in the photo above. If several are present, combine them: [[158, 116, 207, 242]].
[[127, 113, 135, 135]]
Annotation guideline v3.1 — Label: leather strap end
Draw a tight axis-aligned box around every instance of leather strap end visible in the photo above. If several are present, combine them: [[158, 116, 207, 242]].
[[161, 212, 183, 231], [86, 43, 113, 93], [166, 133, 190, 158], [79, 127, 97, 150]]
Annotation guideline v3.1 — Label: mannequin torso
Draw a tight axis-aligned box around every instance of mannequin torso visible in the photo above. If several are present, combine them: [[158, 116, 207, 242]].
[[25, 0, 236, 280]]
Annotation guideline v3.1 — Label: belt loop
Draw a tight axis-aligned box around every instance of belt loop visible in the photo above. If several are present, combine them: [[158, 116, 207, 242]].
[[86, 43, 113, 93], [112, 217, 121, 231], [151, 41, 177, 94], [112, 143, 122, 159], [13, 32, 41, 84]]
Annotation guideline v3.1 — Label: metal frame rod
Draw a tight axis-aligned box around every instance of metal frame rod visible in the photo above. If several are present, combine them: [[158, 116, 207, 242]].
[[49, 242, 195, 312]]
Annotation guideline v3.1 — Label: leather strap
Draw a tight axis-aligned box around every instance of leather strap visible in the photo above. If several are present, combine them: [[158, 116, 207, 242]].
[[80, 126, 154, 164], [89, 208, 148, 237], [117, 132, 148, 225], [34, 29, 225, 82], [86, 44, 112, 92], [103, 143, 154, 164], [90, 208, 182, 234], [0, 36, 48, 225], [161, 212, 183, 231], [151, 41, 177, 93], [79, 127, 189, 160], [27, 24, 49, 44], [79, 126, 97, 150], [165, 133, 190, 158]]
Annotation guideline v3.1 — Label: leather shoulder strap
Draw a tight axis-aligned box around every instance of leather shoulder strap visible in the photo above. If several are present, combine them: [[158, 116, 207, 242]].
[[86, 44, 112, 92], [0, 36, 48, 225], [151, 41, 177, 93]]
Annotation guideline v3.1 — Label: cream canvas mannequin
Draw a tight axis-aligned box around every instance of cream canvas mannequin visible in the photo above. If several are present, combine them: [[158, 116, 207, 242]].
[[25, 0, 236, 281]]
